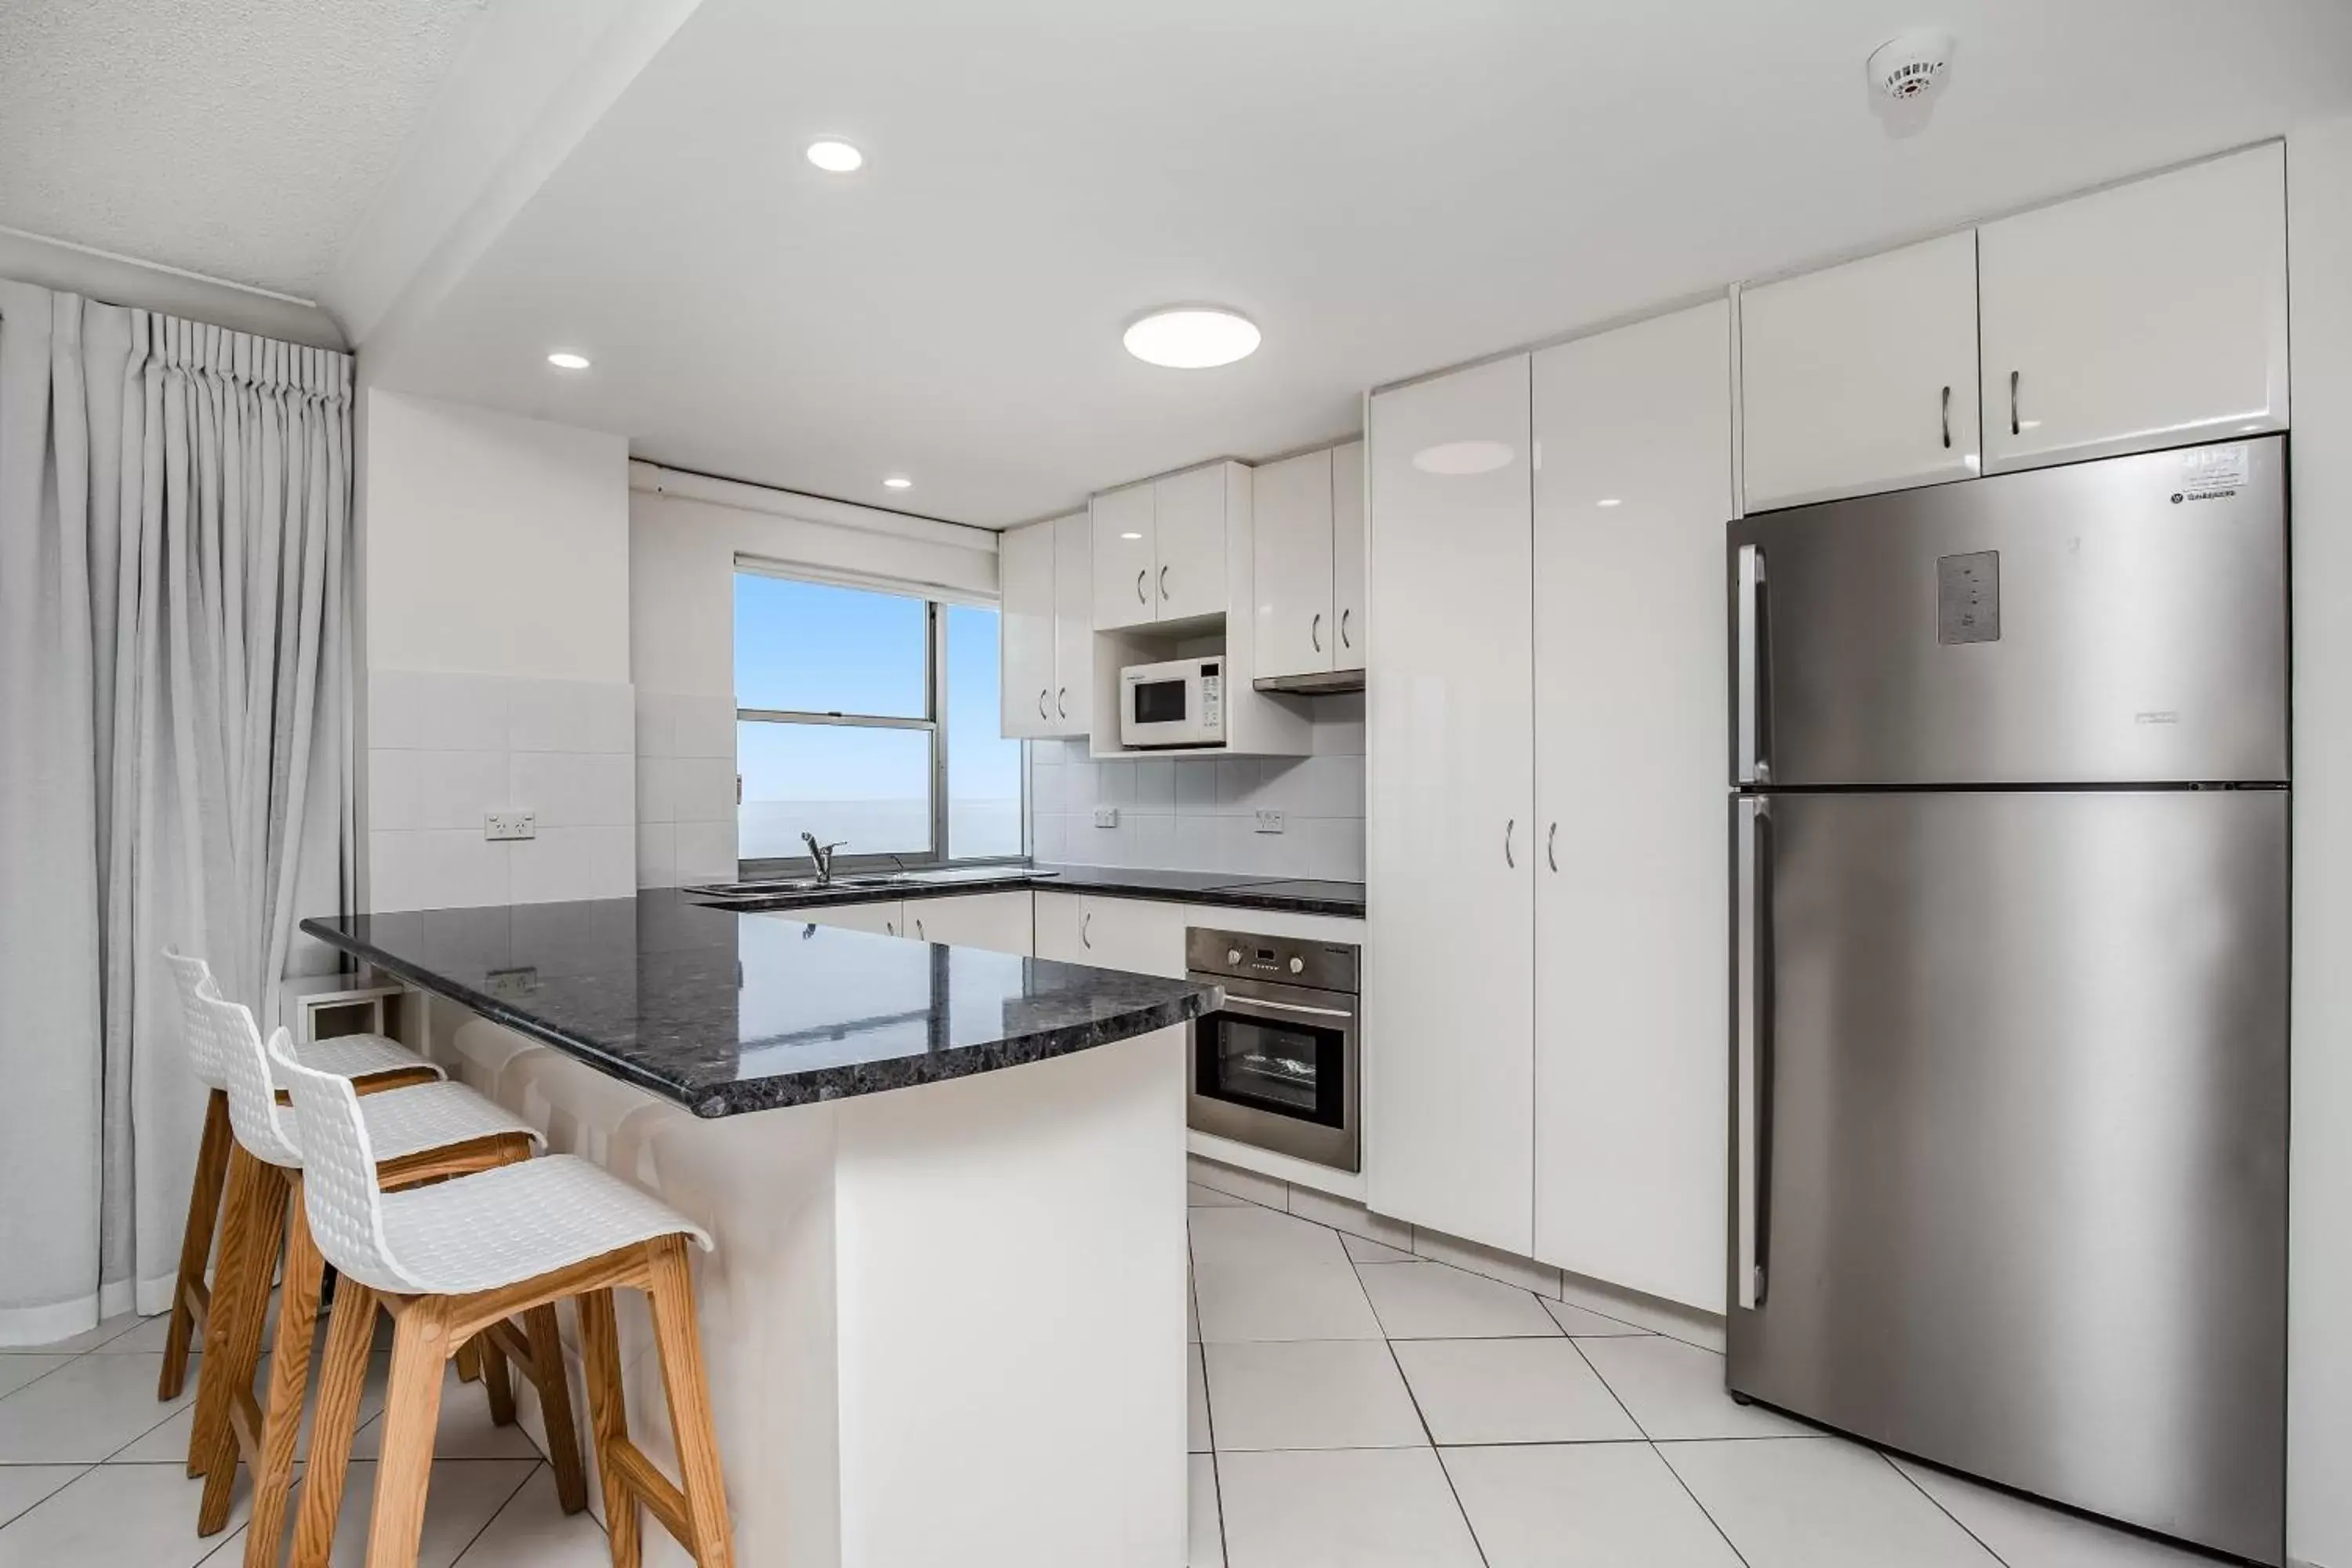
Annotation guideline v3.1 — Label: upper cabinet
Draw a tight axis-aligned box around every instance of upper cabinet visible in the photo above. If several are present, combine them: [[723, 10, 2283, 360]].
[[1740, 231, 1982, 512], [1978, 143, 2288, 474], [999, 512, 1090, 740], [1331, 440, 1367, 672], [1091, 464, 1240, 630], [1254, 440, 1369, 685], [1051, 511, 1092, 732]]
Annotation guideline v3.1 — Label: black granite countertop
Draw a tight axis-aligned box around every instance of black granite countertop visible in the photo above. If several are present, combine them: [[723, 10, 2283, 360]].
[[684, 863, 1367, 919], [299, 892, 1220, 1119]]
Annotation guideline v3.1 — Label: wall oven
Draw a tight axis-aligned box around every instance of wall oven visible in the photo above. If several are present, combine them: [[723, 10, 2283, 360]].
[[1186, 927, 1359, 1172]]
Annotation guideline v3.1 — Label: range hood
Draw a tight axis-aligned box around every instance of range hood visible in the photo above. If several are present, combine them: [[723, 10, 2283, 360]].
[[1253, 669, 1366, 695]]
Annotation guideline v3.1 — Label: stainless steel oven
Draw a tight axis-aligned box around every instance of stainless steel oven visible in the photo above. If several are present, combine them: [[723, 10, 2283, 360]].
[[1186, 927, 1359, 1172]]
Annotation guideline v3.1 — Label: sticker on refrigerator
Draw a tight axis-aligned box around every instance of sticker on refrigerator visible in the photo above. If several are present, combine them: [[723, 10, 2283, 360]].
[[1937, 551, 2000, 645], [2172, 445, 2249, 504]]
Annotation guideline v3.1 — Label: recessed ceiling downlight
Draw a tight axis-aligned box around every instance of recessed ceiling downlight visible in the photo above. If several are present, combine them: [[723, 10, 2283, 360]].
[[1410, 441, 1514, 476], [883, 474, 913, 490], [1123, 307, 1260, 369], [807, 139, 864, 172], [546, 350, 590, 371]]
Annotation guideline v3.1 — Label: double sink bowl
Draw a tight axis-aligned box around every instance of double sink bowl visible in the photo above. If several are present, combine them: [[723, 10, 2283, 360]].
[[682, 864, 1045, 906]]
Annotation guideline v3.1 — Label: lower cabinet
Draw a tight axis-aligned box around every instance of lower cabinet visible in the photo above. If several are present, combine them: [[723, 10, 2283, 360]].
[[904, 891, 1034, 956], [796, 899, 903, 937], [1033, 892, 1190, 978]]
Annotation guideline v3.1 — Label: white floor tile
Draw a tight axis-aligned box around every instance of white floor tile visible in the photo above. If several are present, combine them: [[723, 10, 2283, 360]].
[[1573, 1335, 1814, 1441], [1192, 1260, 1384, 1343], [0, 1353, 197, 1463], [1889, 1457, 2227, 1568], [0, 1468, 83, 1533], [1217, 1446, 1483, 1568], [1189, 1453, 1224, 1568], [1189, 1207, 1353, 1272], [1355, 1261, 1562, 1339], [351, 1358, 541, 1461], [0, 1357, 73, 1403], [1202, 1341, 1425, 1452], [1392, 1339, 1642, 1445], [1283, 1188, 1414, 1254], [118, 1350, 389, 1464], [93, 1316, 174, 1355], [1442, 1443, 1745, 1567], [1189, 1183, 1247, 1208], [1541, 1296, 1651, 1337], [452, 1465, 608, 1566], [9, 1313, 143, 1356], [1188, 1277, 1201, 1345], [310, 1458, 539, 1568], [1190, 1346, 1212, 1453], [1662, 1437, 2000, 1568], [0, 1459, 251, 1567], [1188, 1162, 1289, 1210], [1341, 1233, 1414, 1265]]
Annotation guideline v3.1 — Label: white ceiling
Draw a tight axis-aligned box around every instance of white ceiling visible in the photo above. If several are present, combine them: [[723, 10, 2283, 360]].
[[0, 0, 485, 299]]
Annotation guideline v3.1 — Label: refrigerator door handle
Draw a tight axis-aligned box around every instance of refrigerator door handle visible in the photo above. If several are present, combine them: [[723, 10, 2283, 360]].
[[1736, 544, 1768, 786], [1736, 794, 1772, 1310]]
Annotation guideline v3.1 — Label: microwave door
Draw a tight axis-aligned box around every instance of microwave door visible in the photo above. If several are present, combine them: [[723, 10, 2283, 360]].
[[1133, 677, 1189, 727]]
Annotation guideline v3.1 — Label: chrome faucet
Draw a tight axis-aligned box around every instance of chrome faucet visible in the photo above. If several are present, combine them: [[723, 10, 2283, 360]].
[[801, 831, 848, 886]]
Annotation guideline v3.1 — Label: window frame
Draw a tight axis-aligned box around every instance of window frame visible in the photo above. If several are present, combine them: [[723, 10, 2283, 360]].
[[735, 574, 1026, 880]]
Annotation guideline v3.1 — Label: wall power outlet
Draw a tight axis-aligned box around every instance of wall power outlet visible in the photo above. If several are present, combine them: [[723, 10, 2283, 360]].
[[1094, 807, 1120, 829], [484, 810, 537, 841], [1254, 810, 1284, 834]]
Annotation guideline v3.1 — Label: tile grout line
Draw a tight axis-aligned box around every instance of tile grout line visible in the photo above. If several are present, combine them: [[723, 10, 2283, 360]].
[[1350, 1250, 1493, 1568], [448, 1457, 553, 1566], [1564, 1334, 1758, 1568], [1879, 1451, 2015, 1567]]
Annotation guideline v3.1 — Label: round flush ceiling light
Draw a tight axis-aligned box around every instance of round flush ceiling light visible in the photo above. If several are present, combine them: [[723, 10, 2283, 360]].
[[546, 350, 590, 371], [1410, 441, 1514, 476], [806, 139, 864, 173], [1123, 307, 1261, 369], [882, 474, 913, 490]]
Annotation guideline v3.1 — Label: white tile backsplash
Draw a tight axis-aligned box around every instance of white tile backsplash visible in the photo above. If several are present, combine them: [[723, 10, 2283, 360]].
[[510, 750, 635, 828], [511, 826, 636, 904], [509, 677, 634, 754], [1027, 697, 1366, 880], [673, 819, 739, 882], [673, 757, 739, 825]]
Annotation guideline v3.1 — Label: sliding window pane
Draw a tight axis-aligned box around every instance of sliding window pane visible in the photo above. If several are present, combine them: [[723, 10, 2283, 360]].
[[735, 573, 927, 717], [739, 721, 931, 860], [946, 604, 1023, 859]]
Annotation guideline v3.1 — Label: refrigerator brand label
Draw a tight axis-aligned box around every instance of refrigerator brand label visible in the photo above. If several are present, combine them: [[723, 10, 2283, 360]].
[[2172, 445, 2249, 504], [1937, 551, 2000, 645]]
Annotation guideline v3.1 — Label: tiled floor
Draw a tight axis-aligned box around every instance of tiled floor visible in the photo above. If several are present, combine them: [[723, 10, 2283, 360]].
[[0, 1186, 2241, 1566], [1183, 1180, 2232, 1568]]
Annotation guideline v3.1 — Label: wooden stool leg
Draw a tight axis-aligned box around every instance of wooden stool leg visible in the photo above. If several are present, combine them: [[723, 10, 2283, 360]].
[[364, 1300, 452, 1568], [160, 1088, 230, 1402], [644, 1236, 733, 1568], [522, 1302, 589, 1513], [289, 1278, 377, 1568], [198, 1157, 291, 1534], [576, 1287, 640, 1568], [478, 1330, 516, 1425], [455, 1338, 483, 1384], [241, 1174, 325, 1568]]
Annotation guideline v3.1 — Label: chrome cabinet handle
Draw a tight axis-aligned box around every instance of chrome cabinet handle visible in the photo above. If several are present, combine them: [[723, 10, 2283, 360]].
[[2009, 369, 2020, 437], [1057, 688, 1069, 719], [1081, 911, 1093, 949], [1159, 564, 1171, 601], [1038, 689, 1051, 720], [1736, 796, 1773, 1311], [1735, 544, 1768, 786], [886, 919, 897, 936], [914, 918, 925, 941], [1940, 384, 1951, 450], [1311, 612, 1323, 652], [1547, 821, 1559, 873], [1340, 608, 1353, 649], [1135, 568, 1148, 604], [1504, 818, 1516, 869]]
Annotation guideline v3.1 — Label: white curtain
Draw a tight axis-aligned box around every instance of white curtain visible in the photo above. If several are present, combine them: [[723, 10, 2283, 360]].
[[0, 281, 353, 1344]]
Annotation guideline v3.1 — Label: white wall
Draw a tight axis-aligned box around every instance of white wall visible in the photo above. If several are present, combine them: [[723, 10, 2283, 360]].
[[360, 388, 636, 909], [628, 462, 999, 886], [2288, 112, 2352, 1568]]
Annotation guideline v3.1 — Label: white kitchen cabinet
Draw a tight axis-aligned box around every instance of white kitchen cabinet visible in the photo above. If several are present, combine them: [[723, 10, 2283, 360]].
[[1152, 466, 1230, 623], [1091, 483, 1157, 631], [1530, 302, 1732, 1314], [1051, 512, 1092, 732], [1033, 891, 1189, 978], [1253, 447, 1337, 681], [905, 891, 1034, 956], [796, 899, 903, 937], [1365, 354, 1537, 1258], [1330, 439, 1366, 672], [1980, 142, 2288, 473], [1000, 521, 1057, 739], [1740, 230, 1981, 511]]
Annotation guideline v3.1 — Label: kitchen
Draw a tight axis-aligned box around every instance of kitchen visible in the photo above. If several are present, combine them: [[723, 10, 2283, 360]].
[[2, 5, 2350, 1568]]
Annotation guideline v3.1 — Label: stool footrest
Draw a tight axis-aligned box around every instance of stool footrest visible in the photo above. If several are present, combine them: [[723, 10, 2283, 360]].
[[605, 1436, 694, 1546]]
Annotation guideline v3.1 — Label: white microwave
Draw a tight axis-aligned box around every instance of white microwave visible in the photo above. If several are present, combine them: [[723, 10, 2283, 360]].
[[1120, 657, 1225, 749]]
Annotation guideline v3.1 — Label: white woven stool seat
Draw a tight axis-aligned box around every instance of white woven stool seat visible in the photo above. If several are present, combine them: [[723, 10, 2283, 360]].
[[359, 1083, 541, 1166], [290, 1032, 441, 1086], [374, 1156, 714, 1297], [163, 949, 442, 1091]]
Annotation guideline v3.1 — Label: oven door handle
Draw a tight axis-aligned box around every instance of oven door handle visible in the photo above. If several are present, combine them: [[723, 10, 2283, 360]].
[[1219, 996, 1356, 1021]]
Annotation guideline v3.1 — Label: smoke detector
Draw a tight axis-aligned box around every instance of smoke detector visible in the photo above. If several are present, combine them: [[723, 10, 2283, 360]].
[[1867, 29, 1955, 103]]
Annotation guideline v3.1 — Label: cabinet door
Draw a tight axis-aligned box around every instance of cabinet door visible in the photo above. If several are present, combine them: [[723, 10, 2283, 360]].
[[999, 522, 1056, 739], [1092, 485, 1157, 631], [1033, 891, 1089, 964], [906, 891, 1034, 956], [1740, 231, 1980, 510], [1980, 143, 2288, 474], [1051, 512, 1094, 735], [1083, 897, 1192, 978], [797, 899, 903, 936], [1152, 466, 1229, 622], [1330, 439, 1367, 672], [1364, 354, 1536, 1258], [1252, 448, 1336, 680], [1530, 303, 1731, 1313]]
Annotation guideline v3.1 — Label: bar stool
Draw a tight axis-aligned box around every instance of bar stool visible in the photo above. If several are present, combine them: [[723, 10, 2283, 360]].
[[177, 982, 589, 1565], [158, 950, 442, 1406], [270, 1032, 735, 1568]]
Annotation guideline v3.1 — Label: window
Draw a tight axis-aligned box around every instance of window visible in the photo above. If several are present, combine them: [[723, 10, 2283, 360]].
[[735, 570, 1023, 873]]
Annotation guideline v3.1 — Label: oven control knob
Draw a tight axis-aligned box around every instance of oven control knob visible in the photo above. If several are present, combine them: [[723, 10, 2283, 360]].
[[1227, 948, 1243, 966], [1288, 956, 1305, 975]]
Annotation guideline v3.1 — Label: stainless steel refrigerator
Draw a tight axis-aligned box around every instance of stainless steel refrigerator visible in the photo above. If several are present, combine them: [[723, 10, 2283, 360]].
[[1724, 437, 2289, 1565]]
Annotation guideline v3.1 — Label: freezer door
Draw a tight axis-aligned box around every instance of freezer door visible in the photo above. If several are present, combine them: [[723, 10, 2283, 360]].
[[1726, 789, 2288, 1564], [1727, 437, 2286, 787]]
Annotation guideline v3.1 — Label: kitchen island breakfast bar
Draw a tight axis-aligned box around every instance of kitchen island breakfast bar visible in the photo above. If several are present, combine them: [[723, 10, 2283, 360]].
[[302, 891, 1218, 1568]]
